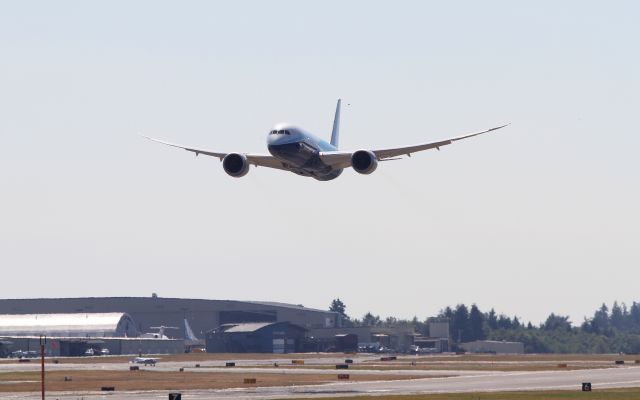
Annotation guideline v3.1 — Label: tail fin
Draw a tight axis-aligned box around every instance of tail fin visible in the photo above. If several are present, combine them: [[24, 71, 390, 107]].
[[184, 318, 198, 341], [330, 99, 341, 148]]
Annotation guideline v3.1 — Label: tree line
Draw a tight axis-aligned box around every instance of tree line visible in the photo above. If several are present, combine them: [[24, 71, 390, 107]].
[[329, 298, 640, 354]]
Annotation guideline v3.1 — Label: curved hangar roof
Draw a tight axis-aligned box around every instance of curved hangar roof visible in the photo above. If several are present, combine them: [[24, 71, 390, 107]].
[[0, 313, 138, 337]]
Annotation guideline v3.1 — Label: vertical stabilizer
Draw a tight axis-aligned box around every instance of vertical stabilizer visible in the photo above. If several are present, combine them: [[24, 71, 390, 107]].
[[331, 99, 341, 148], [184, 318, 198, 341]]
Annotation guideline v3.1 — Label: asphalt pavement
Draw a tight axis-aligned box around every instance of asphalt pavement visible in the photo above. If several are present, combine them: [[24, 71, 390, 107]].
[[2, 365, 640, 399]]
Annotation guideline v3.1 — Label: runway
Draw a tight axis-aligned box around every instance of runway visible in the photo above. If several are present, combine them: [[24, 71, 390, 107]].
[[0, 359, 489, 377], [3, 366, 639, 399]]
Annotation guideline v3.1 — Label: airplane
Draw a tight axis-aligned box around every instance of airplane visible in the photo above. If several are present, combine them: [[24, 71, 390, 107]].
[[140, 325, 179, 339], [184, 318, 205, 348], [144, 100, 508, 181], [131, 356, 159, 366]]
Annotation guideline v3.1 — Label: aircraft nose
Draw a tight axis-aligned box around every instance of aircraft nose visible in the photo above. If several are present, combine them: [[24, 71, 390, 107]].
[[267, 134, 280, 145], [267, 130, 291, 146]]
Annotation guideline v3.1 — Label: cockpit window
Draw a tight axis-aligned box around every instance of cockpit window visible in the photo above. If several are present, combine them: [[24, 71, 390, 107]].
[[270, 129, 291, 135]]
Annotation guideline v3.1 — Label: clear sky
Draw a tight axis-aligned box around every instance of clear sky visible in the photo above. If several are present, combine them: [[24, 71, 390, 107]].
[[1, 1, 638, 326]]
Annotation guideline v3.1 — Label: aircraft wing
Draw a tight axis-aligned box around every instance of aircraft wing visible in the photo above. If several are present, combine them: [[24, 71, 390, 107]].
[[319, 124, 509, 169], [142, 136, 288, 170], [133, 357, 159, 363]]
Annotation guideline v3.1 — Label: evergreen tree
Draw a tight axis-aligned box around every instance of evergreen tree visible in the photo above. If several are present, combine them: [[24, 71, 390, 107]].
[[440, 306, 454, 319], [343, 299, 640, 354], [630, 302, 640, 329], [362, 312, 381, 326], [329, 298, 347, 317], [542, 313, 571, 331], [590, 303, 611, 335], [581, 318, 591, 332], [512, 316, 521, 329], [469, 304, 485, 340], [486, 308, 498, 330], [611, 301, 624, 330], [385, 316, 398, 326], [453, 304, 471, 342], [497, 314, 513, 330], [621, 303, 630, 331]]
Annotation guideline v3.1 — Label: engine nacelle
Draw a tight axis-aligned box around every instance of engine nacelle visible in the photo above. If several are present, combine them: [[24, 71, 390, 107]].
[[351, 150, 378, 175], [222, 153, 250, 177]]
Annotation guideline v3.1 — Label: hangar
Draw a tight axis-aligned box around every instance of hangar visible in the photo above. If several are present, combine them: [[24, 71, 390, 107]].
[[0, 312, 183, 357], [2, 336, 185, 357], [205, 322, 306, 353], [0, 296, 340, 344], [0, 313, 138, 337]]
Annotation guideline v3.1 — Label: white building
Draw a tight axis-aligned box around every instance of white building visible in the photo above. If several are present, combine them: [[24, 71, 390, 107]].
[[0, 313, 138, 337]]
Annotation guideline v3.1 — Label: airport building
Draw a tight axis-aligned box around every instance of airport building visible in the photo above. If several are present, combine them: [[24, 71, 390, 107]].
[[0, 296, 341, 342], [0, 313, 138, 337], [1, 335, 185, 357], [0, 297, 431, 355], [0, 313, 183, 357], [0, 295, 341, 338], [205, 322, 307, 353], [412, 317, 451, 353], [307, 326, 416, 352]]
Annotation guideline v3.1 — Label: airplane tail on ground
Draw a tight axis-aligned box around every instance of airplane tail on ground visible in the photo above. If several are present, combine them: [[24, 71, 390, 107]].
[[330, 99, 341, 148], [184, 318, 199, 341]]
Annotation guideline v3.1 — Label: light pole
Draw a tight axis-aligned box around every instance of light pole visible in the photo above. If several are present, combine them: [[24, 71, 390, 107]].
[[39, 335, 46, 400]]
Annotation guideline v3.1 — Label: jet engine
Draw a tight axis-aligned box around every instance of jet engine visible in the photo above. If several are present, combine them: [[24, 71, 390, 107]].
[[351, 150, 378, 175], [222, 153, 250, 177]]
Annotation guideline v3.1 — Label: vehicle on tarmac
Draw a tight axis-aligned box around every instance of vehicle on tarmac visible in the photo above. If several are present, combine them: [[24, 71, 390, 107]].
[[9, 350, 38, 358]]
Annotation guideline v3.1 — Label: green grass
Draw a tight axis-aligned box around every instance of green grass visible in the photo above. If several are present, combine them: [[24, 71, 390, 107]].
[[284, 388, 640, 400]]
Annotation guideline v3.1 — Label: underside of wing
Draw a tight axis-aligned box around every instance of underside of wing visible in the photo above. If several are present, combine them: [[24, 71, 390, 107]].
[[319, 124, 508, 169], [372, 124, 509, 160], [142, 136, 226, 159], [244, 154, 288, 170], [318, 151, 353, 169], [142, 135, 287, 170]]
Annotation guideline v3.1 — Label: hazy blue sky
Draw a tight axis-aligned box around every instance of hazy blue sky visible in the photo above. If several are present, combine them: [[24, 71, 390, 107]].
[[1, 1, 638, 325]]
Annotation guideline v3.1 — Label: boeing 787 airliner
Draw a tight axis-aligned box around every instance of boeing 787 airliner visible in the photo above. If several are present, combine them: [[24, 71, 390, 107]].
[[144, 100, 507, 181]]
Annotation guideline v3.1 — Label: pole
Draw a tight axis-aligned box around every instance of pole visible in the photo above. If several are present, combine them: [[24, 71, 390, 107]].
[[40, 335, 46, 400]]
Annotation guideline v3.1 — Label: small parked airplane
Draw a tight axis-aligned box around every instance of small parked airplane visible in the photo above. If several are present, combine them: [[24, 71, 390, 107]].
[[131, 356, 159, 366], [140, 325, 179, 340], [144, 100, 508, 181]]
